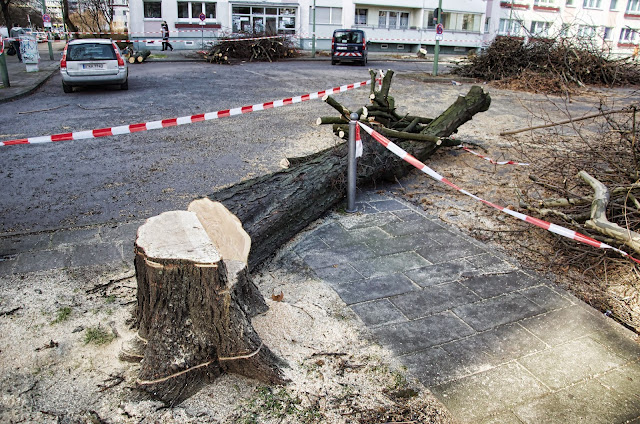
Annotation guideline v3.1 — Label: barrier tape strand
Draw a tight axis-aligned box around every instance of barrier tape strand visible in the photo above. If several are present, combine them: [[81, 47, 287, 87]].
[[1, 79, 372, 147], [459, 146, 530, 166], [357, 122, 640, 265]]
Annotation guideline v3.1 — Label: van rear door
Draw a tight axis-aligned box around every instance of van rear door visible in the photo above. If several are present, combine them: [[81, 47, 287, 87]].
[[333, 30, 364, 56]]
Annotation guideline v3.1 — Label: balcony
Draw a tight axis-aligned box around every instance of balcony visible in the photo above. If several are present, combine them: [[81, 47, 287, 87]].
[[351, 25, 484, 48], [533, 5, 560, 12], [500, 2, 530, 10]]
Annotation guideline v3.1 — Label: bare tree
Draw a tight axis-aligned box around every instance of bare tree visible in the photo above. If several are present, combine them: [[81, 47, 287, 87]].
[[61, 0, 79, 33], [72, 0, 113, 32], [0, 0, 39, 29]]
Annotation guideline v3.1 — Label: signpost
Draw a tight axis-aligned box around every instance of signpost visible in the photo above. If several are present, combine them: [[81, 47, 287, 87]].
[[41, 1, 54, 60], [0, 35, 10, 88], [433, 0, 442, 76], [200, 12, 206, 48]]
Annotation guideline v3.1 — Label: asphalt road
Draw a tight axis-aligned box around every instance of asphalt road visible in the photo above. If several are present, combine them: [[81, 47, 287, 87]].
[[0, 59, 438, 234]]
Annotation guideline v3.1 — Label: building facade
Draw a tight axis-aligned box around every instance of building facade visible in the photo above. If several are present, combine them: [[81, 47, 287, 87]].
[[127, 0, 639, 55], [488, 0, 640, 55]]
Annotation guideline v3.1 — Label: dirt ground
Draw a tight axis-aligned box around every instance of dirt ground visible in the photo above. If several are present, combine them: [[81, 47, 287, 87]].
[[1, 75, 640, 423]]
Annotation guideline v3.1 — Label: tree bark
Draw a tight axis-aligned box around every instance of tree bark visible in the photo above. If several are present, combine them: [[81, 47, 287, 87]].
[[133, 204, 285, 405], [62, 0, 79, 34], [579, 170, 640, 254], [208, 85, 491, 270]]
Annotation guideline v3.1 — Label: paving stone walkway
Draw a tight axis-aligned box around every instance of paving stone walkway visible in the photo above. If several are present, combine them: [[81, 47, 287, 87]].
[[296, 190, 640, 423], [2, 189, 640, 422], [0, 221, 139, 276]]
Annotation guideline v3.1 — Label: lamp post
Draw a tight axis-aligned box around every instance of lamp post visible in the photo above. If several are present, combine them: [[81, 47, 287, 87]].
[[433, 0, 442, 76], [311, 0, 316, 58]]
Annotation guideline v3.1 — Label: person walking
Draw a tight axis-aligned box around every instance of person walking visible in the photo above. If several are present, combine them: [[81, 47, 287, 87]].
[[161, 21, 173, 51], [10, 24, 23, 62]]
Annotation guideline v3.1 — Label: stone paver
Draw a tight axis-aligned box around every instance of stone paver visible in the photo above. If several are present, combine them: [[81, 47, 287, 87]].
[[300, 195, 640, 423]]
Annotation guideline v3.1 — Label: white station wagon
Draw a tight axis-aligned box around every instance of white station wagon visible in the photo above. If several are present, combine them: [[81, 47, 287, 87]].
[[60, 38, 128, 93]]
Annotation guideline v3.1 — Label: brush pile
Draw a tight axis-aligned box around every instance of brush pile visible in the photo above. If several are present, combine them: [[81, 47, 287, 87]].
[[201, 34, 300, 64], [454, 36, 640, 92]]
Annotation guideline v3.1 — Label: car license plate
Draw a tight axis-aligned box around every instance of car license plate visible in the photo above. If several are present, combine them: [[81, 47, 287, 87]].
[[336, 46, 347, 50], [83, 63, 104, 69]]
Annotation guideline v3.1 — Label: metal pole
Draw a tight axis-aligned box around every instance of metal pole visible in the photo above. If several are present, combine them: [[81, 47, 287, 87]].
[[41, 0, 54, 60], [0, 52, 10, 88], [346, 112, 359, 213], [433, 0, 442, 76], [311, 0, 316, 58]]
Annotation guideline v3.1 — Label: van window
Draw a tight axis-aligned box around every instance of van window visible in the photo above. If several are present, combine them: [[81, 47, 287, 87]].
[[334, 31, 363, 44], [67, 43, 116, 61]]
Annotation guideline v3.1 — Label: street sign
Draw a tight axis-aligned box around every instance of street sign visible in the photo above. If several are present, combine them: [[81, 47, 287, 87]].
[[435, 23, 444, 41], [43, 13, 51, 23], [199, 13, 206, 21]]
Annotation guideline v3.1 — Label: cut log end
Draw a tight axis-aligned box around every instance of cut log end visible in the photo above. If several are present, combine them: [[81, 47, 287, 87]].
[[130, 204, 285, 404]]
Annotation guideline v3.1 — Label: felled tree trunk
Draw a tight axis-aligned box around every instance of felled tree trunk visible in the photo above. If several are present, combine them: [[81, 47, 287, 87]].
[[132, 200, 285, 405], [209, 84, 491, 270]]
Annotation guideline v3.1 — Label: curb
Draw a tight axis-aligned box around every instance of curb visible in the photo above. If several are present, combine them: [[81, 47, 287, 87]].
[[0, 65, 60, 104]]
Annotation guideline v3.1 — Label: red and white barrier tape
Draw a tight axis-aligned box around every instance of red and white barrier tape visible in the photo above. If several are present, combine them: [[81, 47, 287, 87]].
[[0, 79, 372, 147], [459, 146, 530, 166], [357, 122, 640, 265]]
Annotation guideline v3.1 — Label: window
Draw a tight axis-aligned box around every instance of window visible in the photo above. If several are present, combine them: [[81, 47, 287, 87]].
[[439, 13, 481, 32], [583, 0, 602, 7], [620, 27, 637, 41], [378, 11, 387, 28], [603, 26, 613, 39], [355, 8, 367, 25], [178, 2, 189, 18], [309, 6, 342, 25], [610, 0, 618, 9], [560, 23, 570, 36], [377, 10, 410, 29], [400, 12, 409, 28], [426, 11, 436, 29], [485, 17, 490, 32], [388, 11, 397, 28], [577, 25, 596, 37], [628, 0, 640, 12], [144, 1, 161, 18], [566, 0, 574, 5], [205, 3, 215, 18], [177, 2, 215, 20], [530, 21, 551, 36], [461, 14, 480, 31], [534, 0, 555, 4]]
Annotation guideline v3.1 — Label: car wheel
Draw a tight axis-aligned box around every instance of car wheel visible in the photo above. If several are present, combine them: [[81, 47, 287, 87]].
[[62, 82, 72, 93], [331, 59, 337, 65], [360, 58, 366, 66], [120, 80, 128, 90]]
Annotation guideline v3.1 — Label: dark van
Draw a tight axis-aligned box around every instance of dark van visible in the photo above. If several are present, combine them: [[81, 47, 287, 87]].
[[331, 29, 367, 66]]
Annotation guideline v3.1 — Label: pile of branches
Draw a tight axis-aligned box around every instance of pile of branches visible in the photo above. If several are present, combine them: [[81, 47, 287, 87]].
[[317, 70, 481, 145], [510, 105, 640, 330], [454, 36, 640, 91], [201, 33, 299, 64]]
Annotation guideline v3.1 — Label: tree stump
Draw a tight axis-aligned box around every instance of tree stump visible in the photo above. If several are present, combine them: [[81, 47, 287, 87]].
[[132, 199, 285, 404]]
